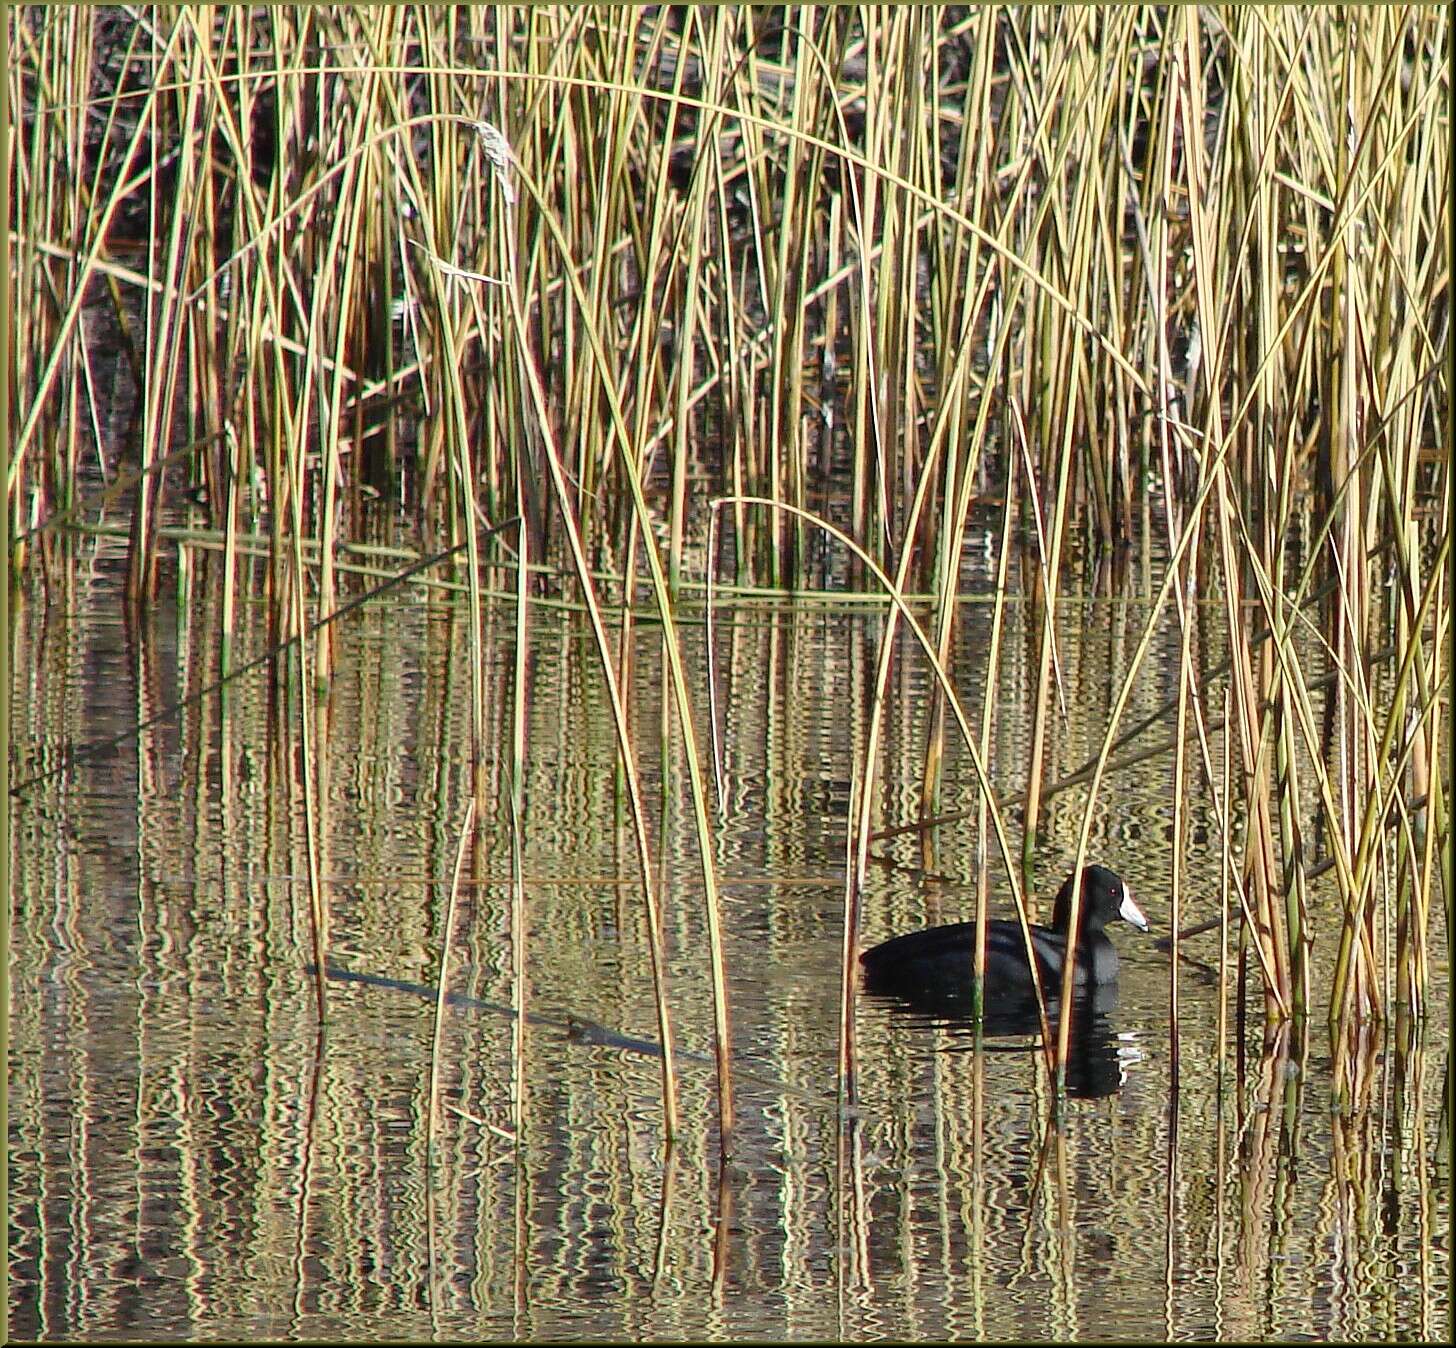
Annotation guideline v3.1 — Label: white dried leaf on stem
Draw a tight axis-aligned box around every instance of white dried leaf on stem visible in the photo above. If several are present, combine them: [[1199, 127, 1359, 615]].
[[471, 119, 517, 206]]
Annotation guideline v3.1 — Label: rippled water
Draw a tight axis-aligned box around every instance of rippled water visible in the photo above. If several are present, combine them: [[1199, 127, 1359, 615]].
[[9, 536, 1448, 1341]]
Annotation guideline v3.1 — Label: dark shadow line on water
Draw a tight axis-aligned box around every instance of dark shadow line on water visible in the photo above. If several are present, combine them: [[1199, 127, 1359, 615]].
[[11, 519, 519, 797], [308, 959, 710, 1061], [308, 959, 836, 1110]]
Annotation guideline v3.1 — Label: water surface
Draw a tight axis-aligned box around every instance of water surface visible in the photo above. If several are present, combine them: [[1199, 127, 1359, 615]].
[[9, 537, 1448, 1340]]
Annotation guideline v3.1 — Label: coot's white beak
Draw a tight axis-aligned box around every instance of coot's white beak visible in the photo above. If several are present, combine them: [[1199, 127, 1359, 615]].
[[1119, 888, 1149, 931]]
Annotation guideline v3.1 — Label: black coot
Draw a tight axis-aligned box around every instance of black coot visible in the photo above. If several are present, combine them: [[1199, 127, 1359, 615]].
[[860, 864, 1148, 1001]]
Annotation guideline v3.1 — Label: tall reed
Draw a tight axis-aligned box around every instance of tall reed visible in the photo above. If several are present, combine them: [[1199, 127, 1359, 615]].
[[9, 6, 1447, 1085]]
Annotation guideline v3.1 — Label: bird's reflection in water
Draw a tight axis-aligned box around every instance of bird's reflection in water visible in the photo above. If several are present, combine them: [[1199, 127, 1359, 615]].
[[862, 976, 1140, 1099]]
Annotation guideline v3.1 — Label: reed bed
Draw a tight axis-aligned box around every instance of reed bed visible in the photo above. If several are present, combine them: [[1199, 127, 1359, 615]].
[[8, 5, 1449, 1117]]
